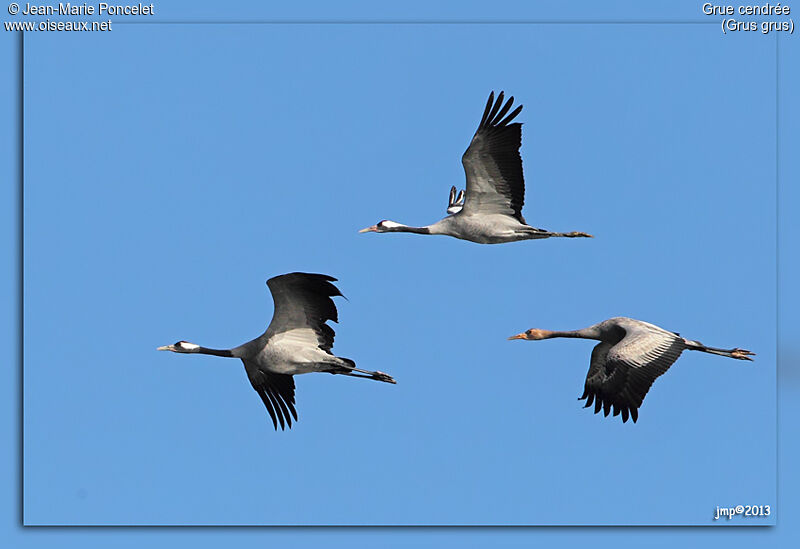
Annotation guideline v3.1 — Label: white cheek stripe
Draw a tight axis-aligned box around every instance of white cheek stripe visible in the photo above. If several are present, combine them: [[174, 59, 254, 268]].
[[181, 342, 200, 350]]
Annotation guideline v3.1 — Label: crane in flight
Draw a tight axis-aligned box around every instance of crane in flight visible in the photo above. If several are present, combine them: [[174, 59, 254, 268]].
[[509, 316, 753, 423], [360, 91, 592, 244], [158, 273, 396, 430]]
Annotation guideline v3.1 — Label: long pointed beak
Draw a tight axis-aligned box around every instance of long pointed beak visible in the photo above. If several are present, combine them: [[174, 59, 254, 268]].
[[157, 345, 172, 351], [359, 225, 377, 233], [508, 333, 528, 341]]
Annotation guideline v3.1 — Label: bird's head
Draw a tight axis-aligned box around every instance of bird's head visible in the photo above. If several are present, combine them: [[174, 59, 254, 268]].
[[359, 220, 402, 233], [508, 329, 551, 341], [157, 341, 200, 353]]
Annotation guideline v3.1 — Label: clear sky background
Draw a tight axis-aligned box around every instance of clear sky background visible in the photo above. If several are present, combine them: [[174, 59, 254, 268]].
[[2, 0, 798, 545]]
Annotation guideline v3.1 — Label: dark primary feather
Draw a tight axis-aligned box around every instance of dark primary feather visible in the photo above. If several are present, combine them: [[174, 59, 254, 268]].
[[244, 363, 297, 431], [265, 272, 343, 352], [579, 328, 685, 423], [461, 91, 526, 222]]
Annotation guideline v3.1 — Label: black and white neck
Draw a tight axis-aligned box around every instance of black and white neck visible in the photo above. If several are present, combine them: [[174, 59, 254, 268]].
[[157, 340, 235, 357], [361, 220, 431, 234]]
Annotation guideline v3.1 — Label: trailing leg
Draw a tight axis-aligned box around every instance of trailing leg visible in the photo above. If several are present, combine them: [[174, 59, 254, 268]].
[[683, 339, 755, 360], [326, 358, 397, 383]]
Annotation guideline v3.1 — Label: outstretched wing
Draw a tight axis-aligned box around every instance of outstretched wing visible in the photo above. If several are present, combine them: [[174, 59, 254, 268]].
[[240, 273, 344, 430], [264, 272, 343, 353], [244, 362, 297, 430], [460, 91, 526, 222], [579, 327, 685, 423]]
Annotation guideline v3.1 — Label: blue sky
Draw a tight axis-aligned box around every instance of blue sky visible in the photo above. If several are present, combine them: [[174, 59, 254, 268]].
[[2, 0, 798, 546]]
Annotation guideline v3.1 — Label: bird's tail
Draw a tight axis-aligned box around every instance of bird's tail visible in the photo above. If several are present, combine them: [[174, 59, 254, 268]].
[[683, 339, 755, 361]]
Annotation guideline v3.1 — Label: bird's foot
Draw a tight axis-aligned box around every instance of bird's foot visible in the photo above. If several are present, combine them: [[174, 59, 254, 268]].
[[373, 371, 397, 384], [731, 348, 756, 361], [548, 231, 593, 238]]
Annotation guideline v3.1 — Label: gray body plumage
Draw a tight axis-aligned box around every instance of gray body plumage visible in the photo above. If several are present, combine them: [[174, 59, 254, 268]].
[[427, 213, 553, 244]]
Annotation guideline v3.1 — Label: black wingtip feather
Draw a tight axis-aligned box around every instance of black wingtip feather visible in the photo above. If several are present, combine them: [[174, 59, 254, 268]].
[[479, 91, 524, 129], [247, 370, 297, 432], [491, 96, 514, 126], [486, 91, 504, 126], [479, 91, 495, 127], [258, 389, 279, 430], [498, 104, 523, 127], [266, 388, 286, 430], [267, 385, 292, 430]]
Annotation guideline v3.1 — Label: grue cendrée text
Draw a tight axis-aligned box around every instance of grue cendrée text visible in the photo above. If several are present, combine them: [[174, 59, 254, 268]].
[[509, 317, 754, 423], [158, 273, 396, 430], [360, 91, 592, 244]]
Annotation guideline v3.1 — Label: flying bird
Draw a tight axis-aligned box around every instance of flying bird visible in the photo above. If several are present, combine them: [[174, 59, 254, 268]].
[[359, 91, 592, 244], [508, 317, 754, 423], [158, 273, 396, 430]]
